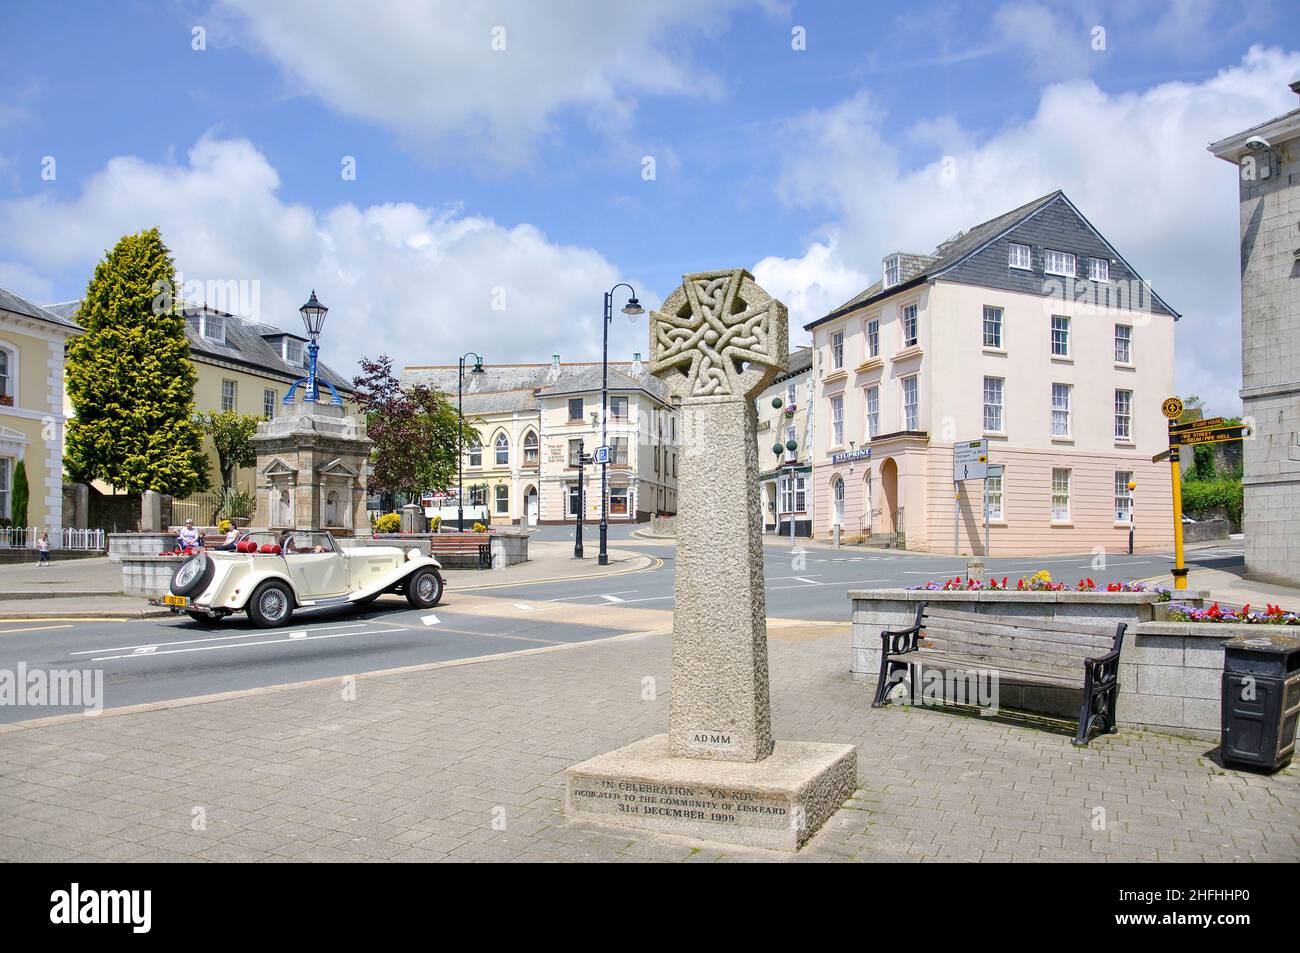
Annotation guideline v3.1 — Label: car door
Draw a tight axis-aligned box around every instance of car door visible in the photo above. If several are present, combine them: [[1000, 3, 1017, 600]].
[[283, 533, 349, 599]]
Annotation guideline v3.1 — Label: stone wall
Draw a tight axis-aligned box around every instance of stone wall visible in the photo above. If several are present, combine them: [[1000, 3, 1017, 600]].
[[848, 589, 1226, 737], [1236, 117, 1300, 585], [107, 533, 176, 562], [121, 555, 187, 598]]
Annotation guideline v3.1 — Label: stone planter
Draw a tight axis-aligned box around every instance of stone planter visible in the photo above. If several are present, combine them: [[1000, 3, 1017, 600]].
[[107, 533, 176, 563], [849, 588, 1217, 736], [121, 554, 187, 598]]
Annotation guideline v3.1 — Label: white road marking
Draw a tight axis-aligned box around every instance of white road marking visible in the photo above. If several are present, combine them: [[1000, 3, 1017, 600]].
[[132, 646, 157, 655], [422, 614, 441, 626], [599, 594, 625, 603], [70, 621, 371, 656], [289, 631, 307, 639], [90, 627, 394, 662]]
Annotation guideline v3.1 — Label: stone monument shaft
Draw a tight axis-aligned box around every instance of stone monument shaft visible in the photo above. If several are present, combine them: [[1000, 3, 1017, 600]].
[[650, 269, 789, 763]]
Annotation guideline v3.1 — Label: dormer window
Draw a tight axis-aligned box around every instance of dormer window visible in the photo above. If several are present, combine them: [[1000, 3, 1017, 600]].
[[882, 255, 901, 289], [1088, 257, 1110, 281], [1008, 243, 1032, 270], [283, 338, 305, 366], [200, 311, 226, 345]]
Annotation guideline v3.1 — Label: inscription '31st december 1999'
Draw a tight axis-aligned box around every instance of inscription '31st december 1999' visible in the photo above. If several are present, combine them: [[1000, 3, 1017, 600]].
[[570, 779, 790, 827]]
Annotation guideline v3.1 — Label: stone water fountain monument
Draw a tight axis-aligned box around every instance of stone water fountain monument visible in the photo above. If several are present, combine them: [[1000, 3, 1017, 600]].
[[565, 269, 857, 850]]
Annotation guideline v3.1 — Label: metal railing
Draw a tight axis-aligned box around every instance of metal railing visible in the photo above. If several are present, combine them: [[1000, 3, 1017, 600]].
[[170, 492, 222, 527], [0, 527, 106, 550]]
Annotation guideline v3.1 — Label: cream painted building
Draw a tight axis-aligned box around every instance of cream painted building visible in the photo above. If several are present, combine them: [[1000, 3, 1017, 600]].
[[752, 346, 814, 536], [46, 300, 356, 496], [805, 191, 1178, 555], [0, 288, 79, 536], [404, 355, 678, 525]]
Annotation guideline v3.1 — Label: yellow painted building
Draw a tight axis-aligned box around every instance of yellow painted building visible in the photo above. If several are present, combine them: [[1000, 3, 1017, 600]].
[[46, 300, 357, 497], [0, 288, 80, 534]]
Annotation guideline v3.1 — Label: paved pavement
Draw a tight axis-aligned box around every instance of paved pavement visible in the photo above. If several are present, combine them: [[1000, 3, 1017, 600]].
[[1, 610, 1294, 863]]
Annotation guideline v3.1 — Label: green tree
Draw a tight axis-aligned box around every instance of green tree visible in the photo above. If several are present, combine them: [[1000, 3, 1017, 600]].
[[197, 410, 260, 488], [64, 229, 206, 495], [352, 355, 478, 499], [11, 460, 28, 528], [1190, 444, 1217, 482]]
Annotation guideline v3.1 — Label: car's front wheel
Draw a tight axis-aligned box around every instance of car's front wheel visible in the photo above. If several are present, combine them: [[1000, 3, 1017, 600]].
[[248, 580, 295, 628], [405, 567, 443, 609]]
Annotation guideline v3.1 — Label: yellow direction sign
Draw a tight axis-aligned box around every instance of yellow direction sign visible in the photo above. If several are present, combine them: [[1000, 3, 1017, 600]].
[[1174, 424, 1250, 446], [1169, 416, 1227, 435], [1161, 396, 1184, 419]]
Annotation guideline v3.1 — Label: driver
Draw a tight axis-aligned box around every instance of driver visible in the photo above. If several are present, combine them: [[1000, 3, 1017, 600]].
[[278, 531, 325, 554]]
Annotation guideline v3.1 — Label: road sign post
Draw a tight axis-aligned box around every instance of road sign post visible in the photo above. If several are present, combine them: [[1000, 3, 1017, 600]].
[[1160, 397, 1251, 591], [1162, 398, 1188, 590], [952, 440, 989, 555]]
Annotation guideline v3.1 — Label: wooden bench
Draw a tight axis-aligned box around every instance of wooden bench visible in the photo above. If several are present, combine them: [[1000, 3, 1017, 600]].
[[427, 533, 491, 569], [871, 603, 1126, 747]]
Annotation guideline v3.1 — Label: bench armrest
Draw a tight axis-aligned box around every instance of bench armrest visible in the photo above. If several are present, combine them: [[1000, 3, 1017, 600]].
[[879, 603, 926, 656], [1083, 622, 1126, 685]]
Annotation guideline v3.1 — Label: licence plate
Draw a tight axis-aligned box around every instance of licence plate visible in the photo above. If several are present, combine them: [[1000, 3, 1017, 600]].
[[163, 595, 189, 608]]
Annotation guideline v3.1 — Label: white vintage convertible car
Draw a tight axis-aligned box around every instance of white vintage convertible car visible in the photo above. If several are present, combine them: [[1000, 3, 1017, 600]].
[[164, 530, 444, 628]]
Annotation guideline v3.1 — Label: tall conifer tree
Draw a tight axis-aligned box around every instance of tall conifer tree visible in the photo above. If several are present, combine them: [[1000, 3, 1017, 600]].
[[65, 229, 206, 495]]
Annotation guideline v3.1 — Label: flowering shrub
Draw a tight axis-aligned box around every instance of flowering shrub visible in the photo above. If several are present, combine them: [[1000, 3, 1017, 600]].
[[218, 518, 233, 534], [1165, 602, 1298, 625], [471, 522, 488, 533], [374, 512, 401, 534], [909, 569, 1170, 599]]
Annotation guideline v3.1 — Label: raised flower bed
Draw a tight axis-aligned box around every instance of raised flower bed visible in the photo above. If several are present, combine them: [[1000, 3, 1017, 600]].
[[850, 572, 1220, 737]]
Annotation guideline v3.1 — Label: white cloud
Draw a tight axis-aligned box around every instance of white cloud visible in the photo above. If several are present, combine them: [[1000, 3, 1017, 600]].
[[213, 0, 749, 167], [759, 44, 1300, 413], [0, 135, 645, 375], [752, 238, 870, 345]]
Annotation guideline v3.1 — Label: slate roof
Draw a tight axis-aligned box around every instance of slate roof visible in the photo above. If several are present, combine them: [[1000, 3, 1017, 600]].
[[809, 191, 1064, 328], [404, 360, 672, 409], [458, 390, 540, 416], [46, 299, 355, 395], [0, 288, 81, 331]]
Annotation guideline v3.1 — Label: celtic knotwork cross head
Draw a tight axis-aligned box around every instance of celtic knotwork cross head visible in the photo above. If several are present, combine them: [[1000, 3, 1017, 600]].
[[649, 269, 789, 401]]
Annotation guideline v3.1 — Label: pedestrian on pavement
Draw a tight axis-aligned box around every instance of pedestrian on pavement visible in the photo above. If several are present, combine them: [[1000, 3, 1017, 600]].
[[37, 531, 50, 567]]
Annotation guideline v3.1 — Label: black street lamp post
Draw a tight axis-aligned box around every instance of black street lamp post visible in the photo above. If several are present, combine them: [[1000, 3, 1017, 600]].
[[598, 284, 644, 565], [457, 352, 485, 532]]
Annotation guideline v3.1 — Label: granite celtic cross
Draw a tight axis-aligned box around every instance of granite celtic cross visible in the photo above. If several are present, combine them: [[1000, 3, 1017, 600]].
[[650, 269, 789, 761]]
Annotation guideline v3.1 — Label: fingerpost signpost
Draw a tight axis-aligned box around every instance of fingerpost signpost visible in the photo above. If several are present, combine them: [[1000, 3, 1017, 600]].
[[1158, 397, 1250, 591]]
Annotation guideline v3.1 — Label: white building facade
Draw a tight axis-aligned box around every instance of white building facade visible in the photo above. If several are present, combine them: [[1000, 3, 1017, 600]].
[[805, 191, 1178, 555]]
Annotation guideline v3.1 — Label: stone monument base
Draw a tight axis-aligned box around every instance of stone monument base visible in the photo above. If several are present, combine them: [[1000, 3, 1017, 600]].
[[565, 734, 857, 851]]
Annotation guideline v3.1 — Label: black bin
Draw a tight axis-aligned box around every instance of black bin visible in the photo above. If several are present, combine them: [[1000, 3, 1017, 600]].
[[1220, 633, 1300, 772]]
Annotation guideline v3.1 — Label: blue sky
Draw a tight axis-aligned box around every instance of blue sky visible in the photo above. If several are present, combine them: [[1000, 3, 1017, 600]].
[[1, 0, 1298, 411]]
